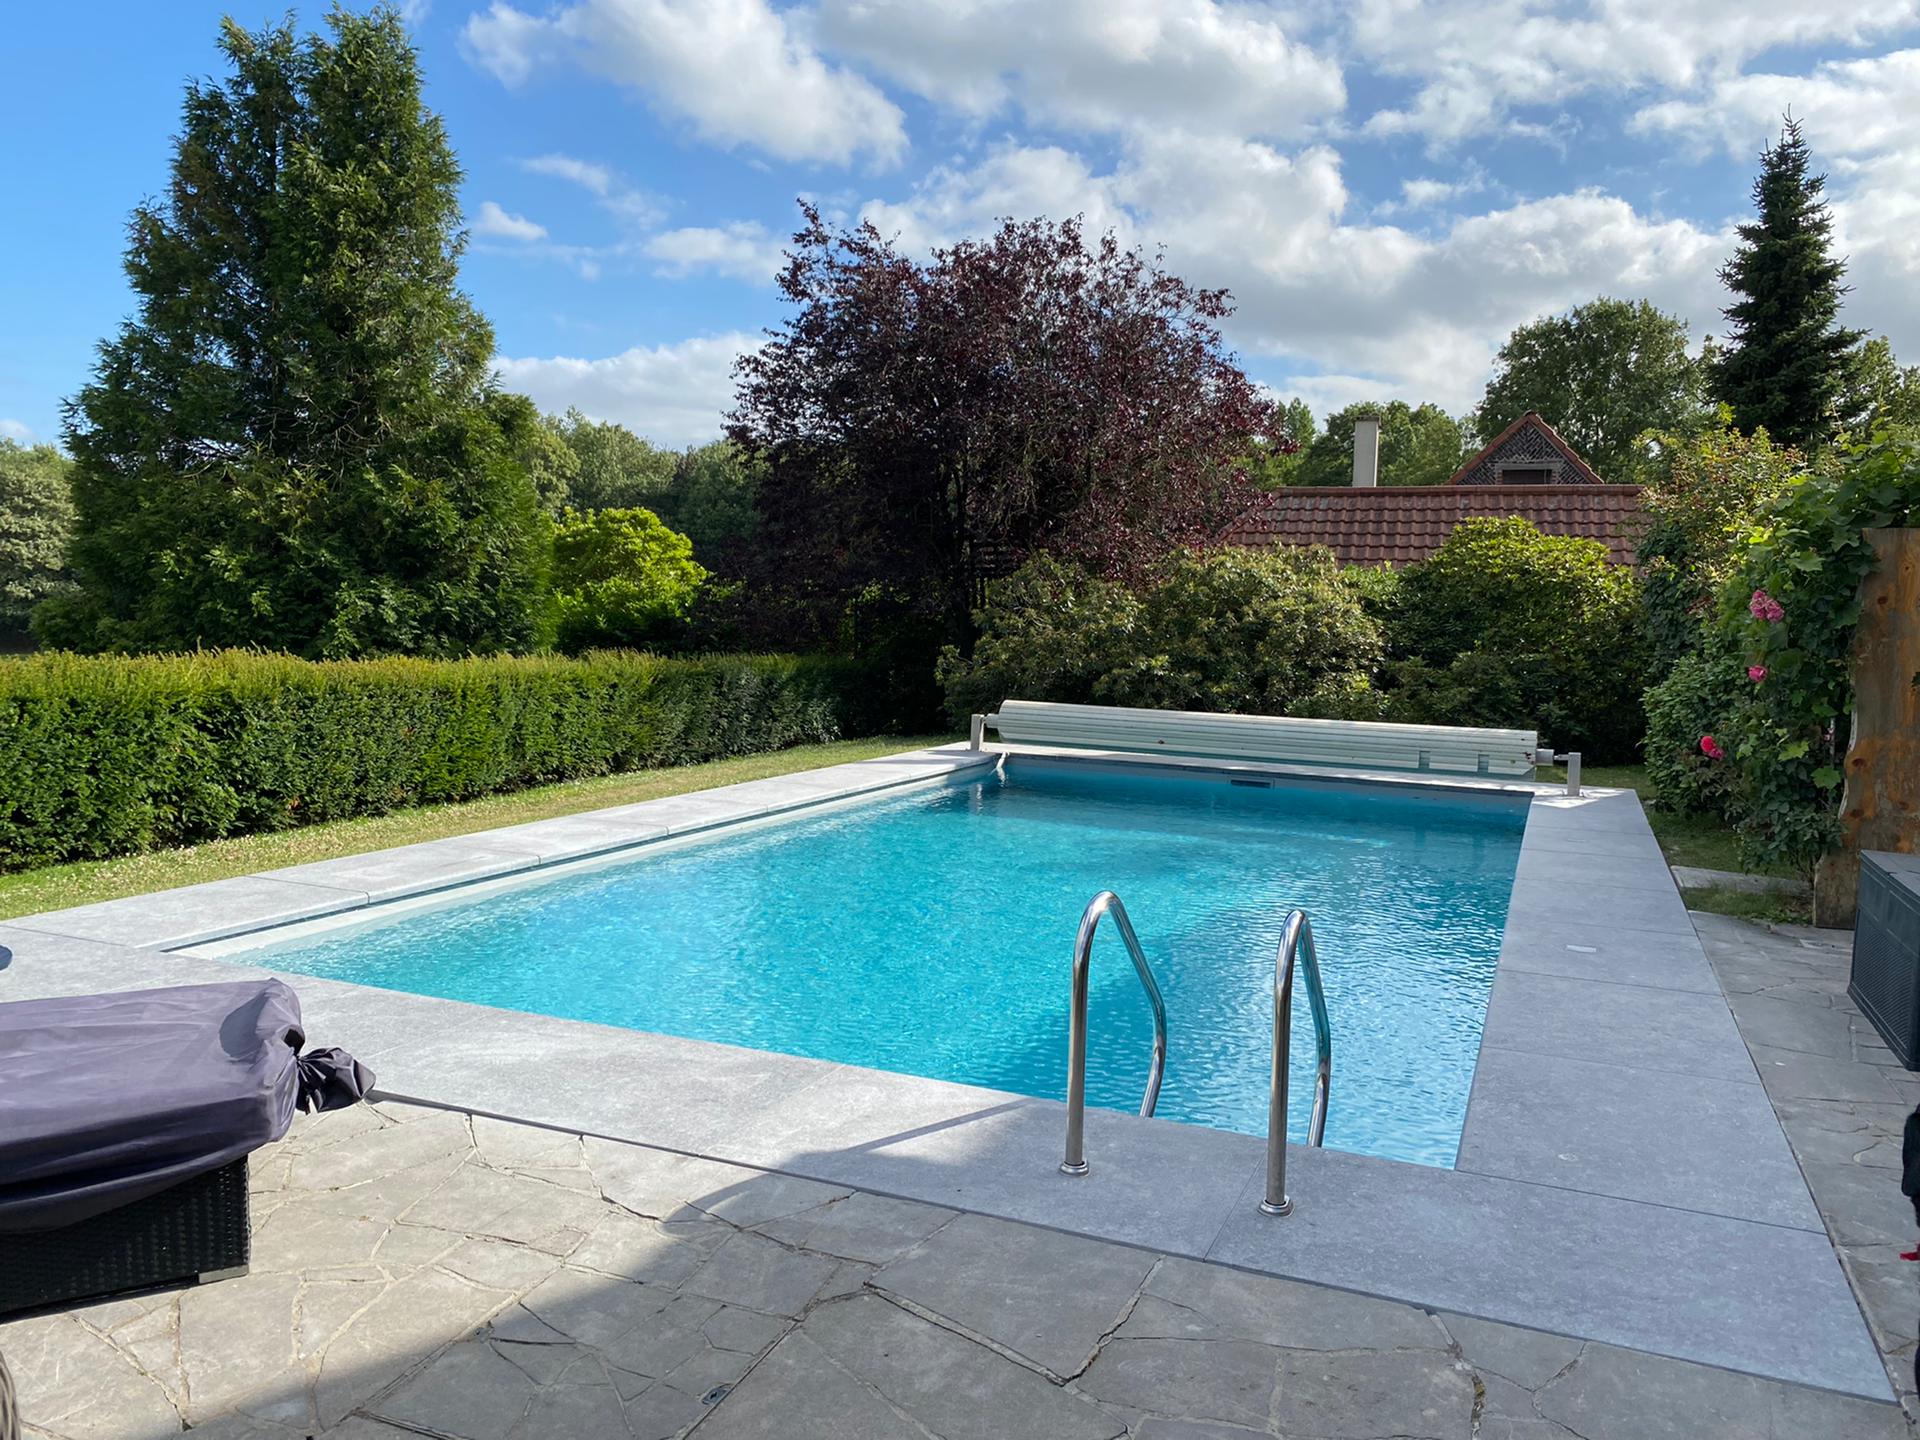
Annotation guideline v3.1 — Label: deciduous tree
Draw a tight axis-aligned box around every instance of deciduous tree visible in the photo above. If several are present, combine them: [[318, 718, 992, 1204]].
[[550, 507, 706, 652], [1837, 336, 1920, 439], [554, 409, 677, 511], [1295, 401, 1468, 487], [729, 205, 1281, 651], [1476, 298, 1709, 480], [0, 440, 76, 636]]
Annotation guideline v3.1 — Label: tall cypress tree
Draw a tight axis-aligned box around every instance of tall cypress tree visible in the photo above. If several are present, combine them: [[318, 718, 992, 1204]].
[[1711, 116, 1863, 450], [42, 6, 549, 656]]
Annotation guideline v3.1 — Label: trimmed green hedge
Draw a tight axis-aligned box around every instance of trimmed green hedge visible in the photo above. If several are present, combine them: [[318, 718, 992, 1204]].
[[0, 650, 883, 871]]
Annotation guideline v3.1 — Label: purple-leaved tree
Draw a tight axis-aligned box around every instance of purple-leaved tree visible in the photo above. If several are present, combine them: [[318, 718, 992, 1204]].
[[728, 204, 1282, 654]]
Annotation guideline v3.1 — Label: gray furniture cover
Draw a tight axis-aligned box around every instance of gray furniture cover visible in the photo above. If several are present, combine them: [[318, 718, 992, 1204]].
[[0, 978, 373, 1233]]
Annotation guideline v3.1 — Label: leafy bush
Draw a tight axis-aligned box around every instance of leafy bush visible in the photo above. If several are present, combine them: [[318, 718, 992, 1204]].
[[551, 508, 707, 653], [0, 650, 881, 871], [1704, 433, 1920, 876], [939, 547, 1383, 721], [1638, 423, 1801, 671], [1383, 518, 1648, 762], [1339, 563, 1403, 626], [1642, 647, 1746, 818]]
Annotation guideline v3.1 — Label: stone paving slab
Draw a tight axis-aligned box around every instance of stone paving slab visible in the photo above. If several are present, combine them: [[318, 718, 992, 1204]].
[[1478, 968, 1759, 1084], [1458, 1046, 1822, 1227], [7, 873, 368, 949], [1695, 910, 1920, 1420], [3, 1104, 1904, 1440], [260, 837, 547, 905]]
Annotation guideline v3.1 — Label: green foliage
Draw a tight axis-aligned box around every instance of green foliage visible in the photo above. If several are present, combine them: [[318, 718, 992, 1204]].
[[660, 440, 761, 553], [1637, 422, 1804, 670], [1294, 402, 1469, 487], [1838, 336, 1920, 440], [1384, 518, 1649, 761], [1475, 297, 1710, 480], [0, 440, 76, 633], [1704, 434, 1920, 876], [53, 8, 549, 657], [939, 548, 1383, 723], [550, 508, 707, 653], [1338, 563, 1404, 626], [1712, 118, 1865, 449], [1243, 398, 1316, 488], [556, 409, 677, 511], [500, 399, 581, 516], [1643, 647, 1746, 818], [0, 649, 882, 870]]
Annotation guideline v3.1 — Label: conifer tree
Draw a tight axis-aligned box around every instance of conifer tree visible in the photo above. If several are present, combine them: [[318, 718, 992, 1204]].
[[1712, 117, 1863, 449], [44, 6, 549, 656]]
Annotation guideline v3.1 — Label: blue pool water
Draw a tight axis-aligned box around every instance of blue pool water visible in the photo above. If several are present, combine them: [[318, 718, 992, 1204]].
[[257, 761, 1526, 1166]]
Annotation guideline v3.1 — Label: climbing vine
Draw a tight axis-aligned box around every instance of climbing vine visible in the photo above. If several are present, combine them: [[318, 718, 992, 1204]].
[[1711, 435, 1920, 875]]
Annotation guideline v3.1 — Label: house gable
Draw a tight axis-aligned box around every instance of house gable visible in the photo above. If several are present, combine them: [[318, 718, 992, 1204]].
[[1449, 411, 1605, 486]]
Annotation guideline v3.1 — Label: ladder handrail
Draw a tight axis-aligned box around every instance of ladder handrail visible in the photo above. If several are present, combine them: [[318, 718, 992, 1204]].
[[1261, 909, 1332, 1216], [1060, 890, 1169, 1176]]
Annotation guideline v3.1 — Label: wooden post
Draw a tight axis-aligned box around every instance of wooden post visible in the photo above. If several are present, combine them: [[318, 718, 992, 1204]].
[[1813, 528, 1920, 927]]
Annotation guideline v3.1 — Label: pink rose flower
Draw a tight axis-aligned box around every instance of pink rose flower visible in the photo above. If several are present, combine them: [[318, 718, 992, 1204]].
[[1748, 589, 1785, 623], [1748, 665, 1767, 683], [1700, 735, 1724, 760]]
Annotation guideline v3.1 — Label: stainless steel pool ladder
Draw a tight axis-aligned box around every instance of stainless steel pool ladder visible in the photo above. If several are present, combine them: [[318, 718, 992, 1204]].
[[1262, 910, 1332, 1216], [1060, 891, 1168, 1176]]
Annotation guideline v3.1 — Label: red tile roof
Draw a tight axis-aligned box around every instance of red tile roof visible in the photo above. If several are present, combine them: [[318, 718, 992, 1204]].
[[1222, 484, 1648, 567]]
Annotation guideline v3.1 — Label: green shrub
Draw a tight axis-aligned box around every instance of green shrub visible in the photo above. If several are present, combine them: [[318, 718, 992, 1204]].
[[1642, 648, 1746, 818], [0, 649, 880, 871], [1384, 518, 1648, 762], [1637, 424, 1801, 672], [551, 508, 707, 653], [1339, 563, 1403, 626], [939, 547, 1382, 721], [1706, 433, 1920, 877]]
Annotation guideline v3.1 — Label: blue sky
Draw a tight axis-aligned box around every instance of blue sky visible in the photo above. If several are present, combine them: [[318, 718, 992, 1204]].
[[6, 1, 1920, 450]]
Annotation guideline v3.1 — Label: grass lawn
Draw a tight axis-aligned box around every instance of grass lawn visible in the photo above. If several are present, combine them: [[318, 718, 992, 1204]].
[[1544, 761, 1812, 924], [0, 735, 954, 922]]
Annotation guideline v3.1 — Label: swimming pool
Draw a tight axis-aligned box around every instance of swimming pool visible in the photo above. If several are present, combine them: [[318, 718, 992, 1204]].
[[246, 759, 1527, 1167]]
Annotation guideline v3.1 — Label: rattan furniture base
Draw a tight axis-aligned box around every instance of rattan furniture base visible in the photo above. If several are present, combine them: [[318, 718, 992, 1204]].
[[1, 1159, 250, 1318]]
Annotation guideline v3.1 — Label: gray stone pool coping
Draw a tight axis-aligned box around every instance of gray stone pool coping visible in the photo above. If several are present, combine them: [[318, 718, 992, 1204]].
[[0, 743, 1891, 1403]]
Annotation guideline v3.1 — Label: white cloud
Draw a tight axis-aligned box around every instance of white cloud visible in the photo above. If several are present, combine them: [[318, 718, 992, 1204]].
[[521, 153, 617, 197], [461, 1, 550, 85], [493, 333, 759, 448], [644, 222, 788, 284], [855, 134, 1726, 413], [0, 419, 33, 443], [1348, 0, 1920, 148], [1395, 177, 1474, 210], [819, 0, 1344, 140], [463, 0, 907, 167], [472, 200, 548, 242], [860, 143, 1134, 253], [1630, 49, 1920, 161]]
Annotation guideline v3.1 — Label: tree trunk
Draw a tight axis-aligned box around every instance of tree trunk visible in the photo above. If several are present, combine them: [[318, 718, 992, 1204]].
[[1813, 528, 1920, 927]]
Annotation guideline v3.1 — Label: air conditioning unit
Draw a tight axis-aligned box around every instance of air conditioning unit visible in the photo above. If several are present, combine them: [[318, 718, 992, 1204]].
[[1851, 851, 1920, 1068]]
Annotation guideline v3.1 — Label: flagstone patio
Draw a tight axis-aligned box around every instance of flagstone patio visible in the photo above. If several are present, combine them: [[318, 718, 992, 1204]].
[[1694, 910, 1920, 1414], [2, 1078, 1908, 1440]]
